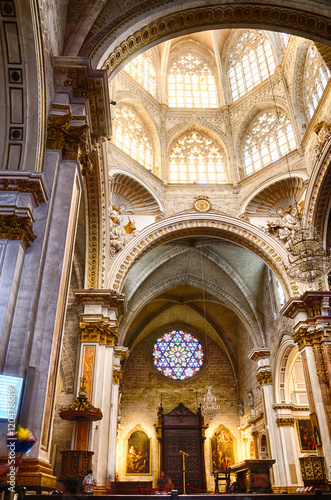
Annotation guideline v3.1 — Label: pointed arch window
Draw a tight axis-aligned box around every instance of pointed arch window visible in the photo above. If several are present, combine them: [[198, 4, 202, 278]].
[[113, 105, 153, 169], [243, 111, 296, 176], [124, 53, 156, 97], [304, 44, 330, 120], [169, 131, 225, 183], [168, 54, 217, 108], [229, 31, 276, 101]]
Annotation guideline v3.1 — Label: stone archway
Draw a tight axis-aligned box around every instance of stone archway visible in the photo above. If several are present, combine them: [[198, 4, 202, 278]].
[[86, 2, 331, 72], [107, 212, 300, 298]]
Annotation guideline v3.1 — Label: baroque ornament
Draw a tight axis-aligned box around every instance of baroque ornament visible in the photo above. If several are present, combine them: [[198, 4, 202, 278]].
[[109, 203, 138, 257], [79, 321, 119, 347], [0, 215, 36, 250]]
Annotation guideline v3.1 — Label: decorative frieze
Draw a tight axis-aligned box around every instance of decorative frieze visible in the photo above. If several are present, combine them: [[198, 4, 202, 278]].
[[276, 417, 295, 427], [0, 171, 49, 205], [79, 321, 119, 346], [74, 289, 126, 316]]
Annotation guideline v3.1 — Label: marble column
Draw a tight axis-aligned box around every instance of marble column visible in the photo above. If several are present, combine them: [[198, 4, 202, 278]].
[[282, 292, 331, 481], [74, 289, 126, 492], [249, 348, 287, 488], [107, 346, 129, 483]]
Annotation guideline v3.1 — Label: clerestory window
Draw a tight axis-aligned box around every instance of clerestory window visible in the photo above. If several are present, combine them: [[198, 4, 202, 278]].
[[124, 53, 156, 97], [169, 131, 226, 183], [243, 111, 296, 176], [229, 31, 276, 101], [113, 105, 153, 169], [168, 54, 217, 108], [304, 44, 330, 120]]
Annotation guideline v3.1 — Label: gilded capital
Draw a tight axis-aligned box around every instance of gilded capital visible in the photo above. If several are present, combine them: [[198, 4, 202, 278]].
[[0, 214, 36, 249], [276, 417, 295, 427], [293, 325, 331, 350], [257, 369, 273, 386], [113, 368, 122, 385], [79, 321, 119, 346]]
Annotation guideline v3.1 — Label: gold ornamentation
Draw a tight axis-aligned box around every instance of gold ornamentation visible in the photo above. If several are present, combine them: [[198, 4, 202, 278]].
[[251, 431, 259, 438], [257, 370, 273, 386], [0, 214, 36, 249], [276, 417, 295, 427], [299, 456, 326, 481], [59, 378, 102, 420], [193, 196, 211, 213], [113, 369, 122, 385], [79, 321, 119, 346], [0, 172, 49, 205], [293, 325, 331, 350], [249, 348, 270, 362], [101, 5, 331, 76], [46, 111, 72, 151]]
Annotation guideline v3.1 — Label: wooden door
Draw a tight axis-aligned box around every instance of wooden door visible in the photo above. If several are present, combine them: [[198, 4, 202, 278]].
[[160, 403, 206, 492]]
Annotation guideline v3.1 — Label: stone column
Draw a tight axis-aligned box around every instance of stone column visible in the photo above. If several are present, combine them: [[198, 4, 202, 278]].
[[275, 417, 301, 488], [251, 431, 259, 459], [249, 348, 287, 488], [74, 290, 126, 492], [107, 346, 129, 483], [282, 292, 331, 481]]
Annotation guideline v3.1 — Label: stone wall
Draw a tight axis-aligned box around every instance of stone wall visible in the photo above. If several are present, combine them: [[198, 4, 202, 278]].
[[117, 333, 240, 490]]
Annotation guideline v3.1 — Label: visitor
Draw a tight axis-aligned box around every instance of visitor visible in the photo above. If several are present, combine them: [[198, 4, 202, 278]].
[[83, 470, 96, 495], [157, 471, 168, 494]]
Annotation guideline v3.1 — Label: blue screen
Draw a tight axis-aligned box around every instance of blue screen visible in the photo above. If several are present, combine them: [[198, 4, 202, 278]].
[[0, 375, 23, 420]]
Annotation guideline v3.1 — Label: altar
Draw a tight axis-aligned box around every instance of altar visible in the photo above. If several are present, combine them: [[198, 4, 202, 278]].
[[230, 459, 275, 493]]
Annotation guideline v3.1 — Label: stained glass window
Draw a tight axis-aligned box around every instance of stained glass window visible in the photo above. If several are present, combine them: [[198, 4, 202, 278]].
[[243, 111, 296, 176], [113, 105, 153, 169], [168, 54, 217, 108], [169, 132, 226, 183], [153, 330, 204, 380], [304, 44, 330, 120], [229, 31, 276, 101], [124, 53, 156, 97]]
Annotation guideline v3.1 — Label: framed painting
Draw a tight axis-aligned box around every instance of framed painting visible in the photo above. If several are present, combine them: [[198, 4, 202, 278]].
[[126, 429, 151, 474], [296, 418, 316, 452], [210, 424, 235, 472]]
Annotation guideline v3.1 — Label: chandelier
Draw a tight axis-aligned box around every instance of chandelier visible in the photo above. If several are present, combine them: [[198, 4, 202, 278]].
[[286, 224, 331, 284], [202, 385, 220, 418]]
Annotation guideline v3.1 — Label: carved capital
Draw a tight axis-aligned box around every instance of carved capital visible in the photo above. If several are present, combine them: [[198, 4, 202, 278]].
[[79, 321, 119, 346], [276, 417, 295, 427], [0, 213, 36, 249], [293, 325, 331, 350], [46, 111, 72, 151], [257, 369, 273, 386], [251, 431, 259, 438], [113, 368, 122, 385]]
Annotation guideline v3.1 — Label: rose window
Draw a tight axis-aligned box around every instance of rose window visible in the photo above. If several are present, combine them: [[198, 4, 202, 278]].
[[153, 330, 204, 380]]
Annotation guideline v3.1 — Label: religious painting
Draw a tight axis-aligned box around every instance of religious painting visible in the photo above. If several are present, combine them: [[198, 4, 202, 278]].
[[126, 429, 151, 474], [210, 424, 235, 472], [296, 418, 316, 452]]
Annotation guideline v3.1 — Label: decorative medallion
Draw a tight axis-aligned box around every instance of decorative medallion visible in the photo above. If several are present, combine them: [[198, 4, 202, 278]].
[[193, 196, 211, 213]]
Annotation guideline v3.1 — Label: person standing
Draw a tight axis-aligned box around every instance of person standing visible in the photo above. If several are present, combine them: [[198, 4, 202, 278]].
[[83, 469, 96, 495]]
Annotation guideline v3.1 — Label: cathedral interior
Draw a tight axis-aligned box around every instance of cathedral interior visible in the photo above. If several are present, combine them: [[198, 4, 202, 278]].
[[0, 0, 331, 494]]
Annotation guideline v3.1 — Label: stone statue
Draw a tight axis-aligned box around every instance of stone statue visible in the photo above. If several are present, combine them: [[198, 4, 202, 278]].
[[239, 400, 244, 416], [265, 202, 303, 250], [109, 203, 138, 256], [247, 390, 254, 408]]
